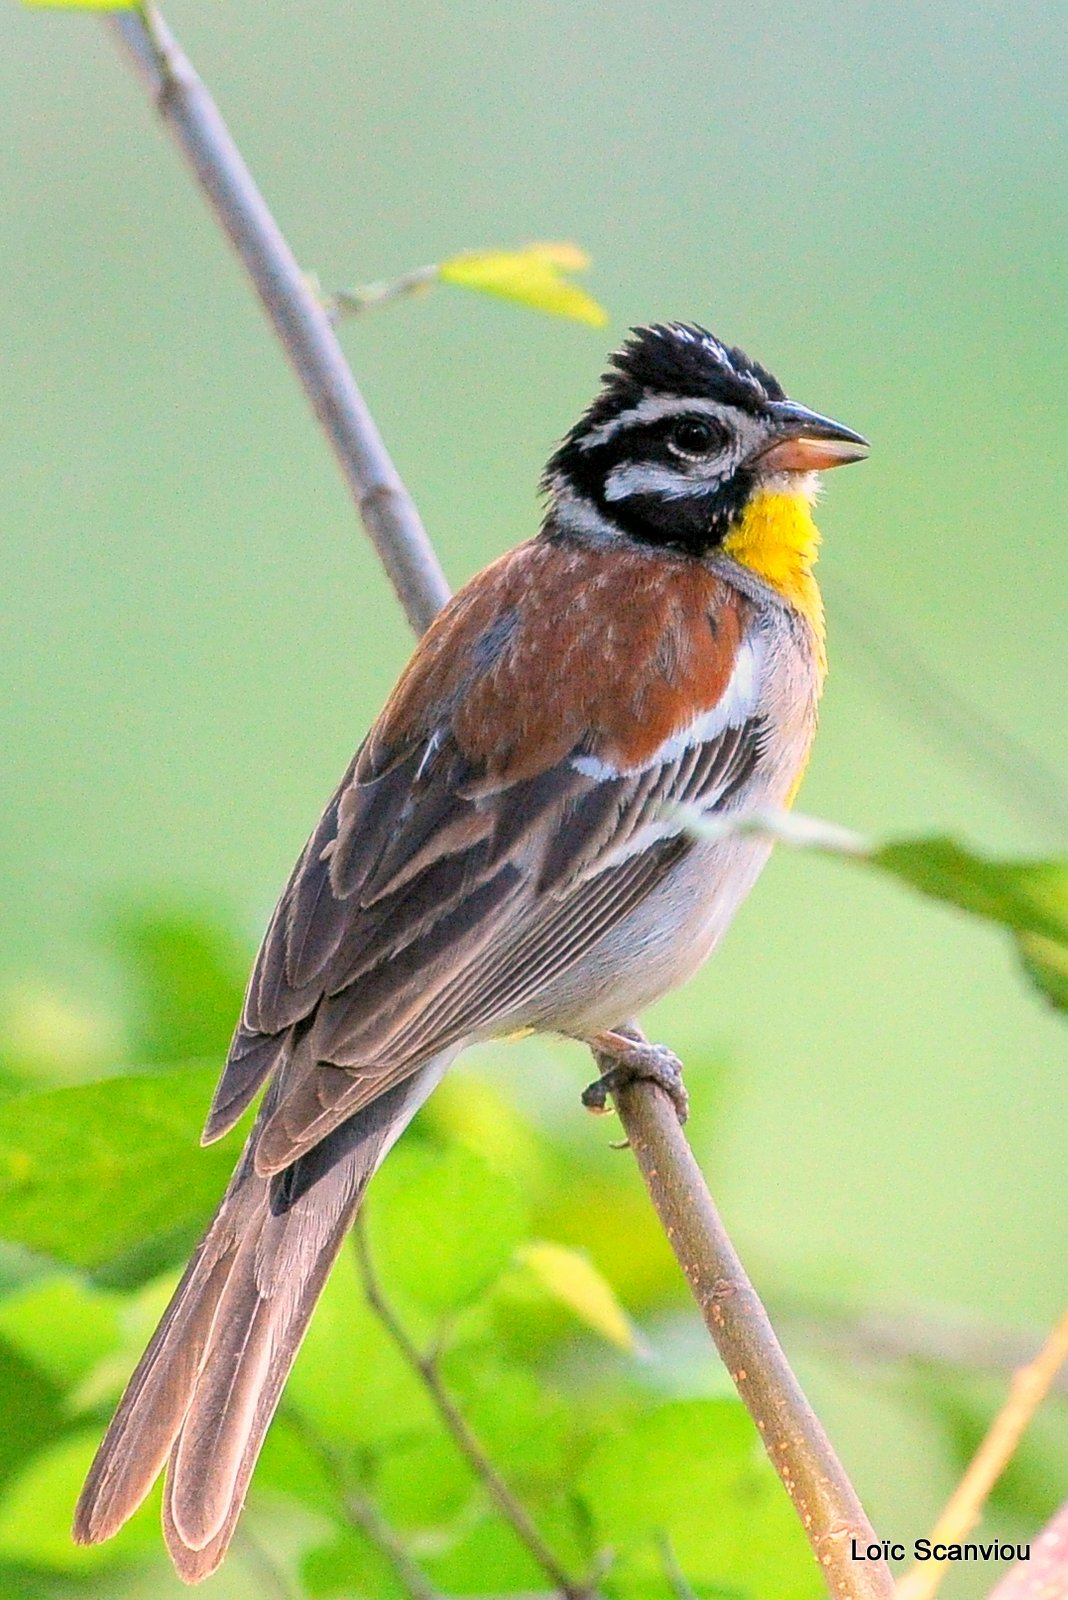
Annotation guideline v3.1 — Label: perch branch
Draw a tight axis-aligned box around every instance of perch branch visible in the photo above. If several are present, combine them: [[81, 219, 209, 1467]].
[[104, 10, 890, 1598], [104, 3, 450, 635], [896, 1307, 1068, 1600], [609, 1076, 893, 1600]]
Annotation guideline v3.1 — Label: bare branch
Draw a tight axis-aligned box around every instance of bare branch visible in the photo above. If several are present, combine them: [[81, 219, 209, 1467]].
[[896, 1308, 1068, 1600], [608, 1075, 895, 1600], [283, 1406, 442, 1600], [776, 1296, 1068, 1395], [353, 1222, 599, 1600], [104, 4, 450, 636]]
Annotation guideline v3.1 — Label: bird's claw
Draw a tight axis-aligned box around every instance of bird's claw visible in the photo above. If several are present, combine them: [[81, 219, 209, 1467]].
[[582, 1033, 689, 1125]]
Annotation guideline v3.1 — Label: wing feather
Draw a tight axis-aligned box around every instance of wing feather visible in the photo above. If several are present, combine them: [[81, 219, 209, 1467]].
[[207, 552, 764, 1158], [246, 709, 764, 1171]]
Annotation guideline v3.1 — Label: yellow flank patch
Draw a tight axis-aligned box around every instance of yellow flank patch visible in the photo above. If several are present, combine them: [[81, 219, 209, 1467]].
[[722, 489, 827, 676]]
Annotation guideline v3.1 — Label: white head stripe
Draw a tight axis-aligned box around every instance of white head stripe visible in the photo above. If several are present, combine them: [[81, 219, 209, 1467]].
[[578, 393, 741, 451], [604, 461, 724, 502], [546, 474, 621, 542]]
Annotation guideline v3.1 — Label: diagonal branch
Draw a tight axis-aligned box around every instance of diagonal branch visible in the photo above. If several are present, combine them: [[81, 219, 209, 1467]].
[[105, 10, 891, 1599], [608, 1076, 893, 1600], [105, 3, 449, 636], [352, 1221, 600, 1600], [896, 1308, 1068, 1600], [282, 1406, 443, 1600]]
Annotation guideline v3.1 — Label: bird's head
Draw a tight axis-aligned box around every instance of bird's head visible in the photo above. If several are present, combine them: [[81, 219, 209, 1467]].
[[543, 322, 868, 564]]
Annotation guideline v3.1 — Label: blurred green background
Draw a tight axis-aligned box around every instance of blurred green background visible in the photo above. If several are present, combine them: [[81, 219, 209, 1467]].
[[1, 2, 1066, 1597]]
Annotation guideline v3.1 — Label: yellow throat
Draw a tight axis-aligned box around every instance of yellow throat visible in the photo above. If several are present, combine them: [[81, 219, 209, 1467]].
[[722, 487, 827, 678]]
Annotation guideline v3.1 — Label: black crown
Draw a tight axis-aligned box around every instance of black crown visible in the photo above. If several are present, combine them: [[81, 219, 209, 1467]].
[[606, 323, 785, 413], [544, 326, 787, 483]]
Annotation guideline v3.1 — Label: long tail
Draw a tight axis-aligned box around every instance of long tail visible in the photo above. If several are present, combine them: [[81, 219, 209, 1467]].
[[73, 1051, 453, 1583]]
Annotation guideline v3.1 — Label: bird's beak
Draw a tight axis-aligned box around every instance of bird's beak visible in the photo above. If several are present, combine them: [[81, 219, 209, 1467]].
[[755, 400, 869, 473]]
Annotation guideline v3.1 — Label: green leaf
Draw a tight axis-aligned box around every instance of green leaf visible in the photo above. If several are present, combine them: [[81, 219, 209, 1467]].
[[0, 1428, 159, 1572], [0, 1276, 121, 1391], [104, 898, 248, 1064], [0, 1066, 240, 1275], [867, 838, 1068, 1013], [303, 1526, 412, 1600], [373, 1431, 476, 1531], [439, 243, 608, 326], [422, 1505, 581, 1597], [695, 813, 1068, 1018], [1018, 932, 1068, 1011], [0, 1335, 66, 1495], [870, 838, 1068, 941], [579, 1400, 819, 1599], [518, 1241, 640, 1352], [367, 1143, 527, 1315], [287, 1242, 438, 1449], [437, 1343, 578, 1500]]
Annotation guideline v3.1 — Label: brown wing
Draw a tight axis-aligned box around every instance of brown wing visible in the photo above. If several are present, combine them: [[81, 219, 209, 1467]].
[[204, 539, 759, 1168]]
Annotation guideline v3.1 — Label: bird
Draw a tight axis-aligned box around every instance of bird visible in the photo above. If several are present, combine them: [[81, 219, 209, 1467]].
[[74, 321, 867, 1580]]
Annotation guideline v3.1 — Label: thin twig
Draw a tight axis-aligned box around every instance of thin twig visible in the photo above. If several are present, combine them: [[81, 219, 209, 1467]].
[[282, 1406, 441, 1600], [987, 1497, 1068, 1600], [895, 1309, 1068, 1600], [608, 1076, 895, 1600], [342, 1484, 442, 1600], [239, 1521, 301, 1600], [353, 1221, 598, 1600], [775, 1296, 1068, 1395], [104, 4, 450, 636], [656, 1532, 700, 1600], [328, 264, 441, 321]]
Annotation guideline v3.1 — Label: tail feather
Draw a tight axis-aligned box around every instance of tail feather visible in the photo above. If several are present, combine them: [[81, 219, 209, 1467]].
[[74, 1050, 456, 1581], [72, 1183, 252, 1546]]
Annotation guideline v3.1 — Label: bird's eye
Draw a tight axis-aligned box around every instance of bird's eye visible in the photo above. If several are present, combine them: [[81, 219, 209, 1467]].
[[668, 416, 725, 456]]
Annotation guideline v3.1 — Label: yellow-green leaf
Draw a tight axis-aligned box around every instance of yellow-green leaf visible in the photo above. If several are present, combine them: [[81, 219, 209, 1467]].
[[0, 1429, 159, 1572], [870, 838, 1068, 944], [0, 1066, 241, 1275], [1018, 932, 1068, 1012], [22, 0, 139, 10], [439, 243, 608, 327], [518, 1240, 638, 1351]]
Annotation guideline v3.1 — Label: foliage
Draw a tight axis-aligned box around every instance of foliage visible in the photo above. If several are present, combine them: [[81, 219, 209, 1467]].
[[868, 838, 1068, 1014], [0, 900, 825, 1599], [694, 812, 1068, 1016], [0, 857, 1062, 1598], [329, 241, 608, 328], [438, 244, 609, 327]]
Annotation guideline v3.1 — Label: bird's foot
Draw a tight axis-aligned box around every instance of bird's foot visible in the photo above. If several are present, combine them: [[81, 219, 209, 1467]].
[[582, 1028, 689, 1125]]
